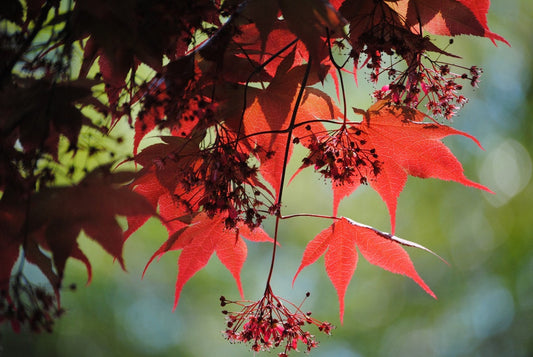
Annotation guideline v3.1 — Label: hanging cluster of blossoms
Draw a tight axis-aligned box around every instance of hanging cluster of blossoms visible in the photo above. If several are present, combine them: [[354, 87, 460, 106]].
[[298, 125, 381, 186], [0, 274, 67, 333], [183, 136, 275, 229], [134, 128, 276, 230], [338, 0, 490, 119], [371, 54, 483, 119], [221, 287, 333, 356]]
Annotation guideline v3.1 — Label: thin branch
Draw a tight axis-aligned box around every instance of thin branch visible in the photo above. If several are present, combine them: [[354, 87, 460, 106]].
[[280, 213, 340, 220], [0, 1, 54, 85], [326, 28, 348, 126]]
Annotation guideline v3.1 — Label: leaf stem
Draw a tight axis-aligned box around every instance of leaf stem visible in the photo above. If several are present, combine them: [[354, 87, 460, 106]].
[[264, 58, 312, 290], [280, 213, 340, 220], [326, 29, 348, 126]]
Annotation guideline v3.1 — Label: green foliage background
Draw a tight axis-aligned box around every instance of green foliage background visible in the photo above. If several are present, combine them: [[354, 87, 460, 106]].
[[2, 2, 532, 356]]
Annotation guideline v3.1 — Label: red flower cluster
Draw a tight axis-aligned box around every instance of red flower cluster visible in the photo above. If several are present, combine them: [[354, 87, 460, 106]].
[[372, 58, 481, 119], [221, 287, 333, 356], [0, 275, 66, 333], [340, 0, 483, 119], [134, 128, 276, 230], [193, 140, 271, 228], [300, 126, 381, 185], [171, 132, 274, 229]]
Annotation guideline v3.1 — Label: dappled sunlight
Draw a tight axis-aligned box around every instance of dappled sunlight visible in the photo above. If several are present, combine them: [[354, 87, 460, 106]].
[[479, 139, 532, 206]]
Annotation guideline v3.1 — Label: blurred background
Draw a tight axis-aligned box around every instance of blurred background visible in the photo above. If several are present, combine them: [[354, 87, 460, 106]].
[[1, 1, 532, 356]]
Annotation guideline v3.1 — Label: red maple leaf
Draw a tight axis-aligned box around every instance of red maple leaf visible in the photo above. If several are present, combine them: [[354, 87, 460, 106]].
[[390, 0, 509, 45], [351, 102, 492, 232], [293, 217, 438, 322], [142, 213, 274, 309], [336, 0, 507, 46], [297, 101, 492, 233]]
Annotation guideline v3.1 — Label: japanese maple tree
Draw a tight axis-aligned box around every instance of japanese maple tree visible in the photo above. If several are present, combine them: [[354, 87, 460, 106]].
[[0, 0, 506, 354]]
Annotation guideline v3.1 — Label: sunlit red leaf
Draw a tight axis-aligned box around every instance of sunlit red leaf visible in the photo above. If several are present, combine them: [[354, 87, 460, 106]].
[[294, 217, 436, 322], [330, 102, 492, 233], [142, 213, 273, 309], [390, 0, 509, 45]]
